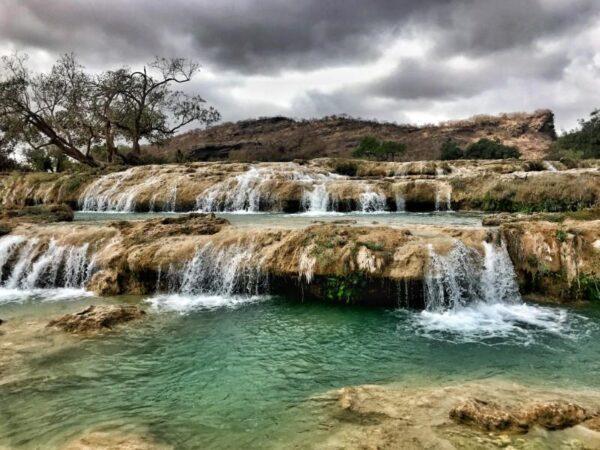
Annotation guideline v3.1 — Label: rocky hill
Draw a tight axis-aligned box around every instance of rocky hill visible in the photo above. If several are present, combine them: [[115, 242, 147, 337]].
[[144, 110, 556, 162]]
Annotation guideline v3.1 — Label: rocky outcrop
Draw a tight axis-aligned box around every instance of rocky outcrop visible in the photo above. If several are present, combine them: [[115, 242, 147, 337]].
[[47, 305, 146, 333], [143, 110, 557, 162], [449, 398, 590, 432], [1, 203, 74, 223], [2, 213, 598, 304], [2, 214, 491, 305], [326, 380, 600, 449], [500, 219, 600, 301], [2, 160, 598, 214]]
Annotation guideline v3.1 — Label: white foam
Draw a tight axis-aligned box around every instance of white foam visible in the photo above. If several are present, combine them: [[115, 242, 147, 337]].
[[0, 287, 93, 304], [415, 301, 575, 344], [146, 293, 267, 313]]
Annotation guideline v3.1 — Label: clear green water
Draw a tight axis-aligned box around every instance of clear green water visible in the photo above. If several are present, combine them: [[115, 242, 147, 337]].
[[74, 210, 483, 228], [1, 291, 599, 449]]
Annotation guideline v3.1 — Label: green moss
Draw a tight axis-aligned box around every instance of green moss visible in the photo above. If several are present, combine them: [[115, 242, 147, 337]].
[[556, 229, 568, 242], [357, 241, 384, 251], [323, 274, 368, 304], [575, 275, 600, 302]]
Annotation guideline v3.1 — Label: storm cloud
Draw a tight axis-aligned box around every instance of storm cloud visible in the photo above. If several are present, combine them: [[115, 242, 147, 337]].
[[1, 0, 599, 129]]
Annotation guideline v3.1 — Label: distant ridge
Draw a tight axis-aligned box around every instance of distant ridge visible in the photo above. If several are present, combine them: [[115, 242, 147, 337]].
[[144, 109, 556, 162]]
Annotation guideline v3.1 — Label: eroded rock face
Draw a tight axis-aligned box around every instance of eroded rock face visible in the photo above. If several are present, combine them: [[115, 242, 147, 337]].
[[501, 219, 600, 301], [450, 398, 591, 432], [2, 159, 599, 214], [47, 305, 145, 333], [449, 399, 524, 432]]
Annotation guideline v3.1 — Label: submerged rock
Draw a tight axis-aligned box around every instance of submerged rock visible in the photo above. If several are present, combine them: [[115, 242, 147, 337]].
[[450, 398, 590, 432], [63, 430, 172, 450], [449, 399, 524, 432], [520, 402, 590, 430], [47, 305, 145, 333]]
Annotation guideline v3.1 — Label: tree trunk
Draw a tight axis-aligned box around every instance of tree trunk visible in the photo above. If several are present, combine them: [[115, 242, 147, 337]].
[[131, 133, 141, 156], [29, 114, 99, 167], [105, 121, 116, 163]]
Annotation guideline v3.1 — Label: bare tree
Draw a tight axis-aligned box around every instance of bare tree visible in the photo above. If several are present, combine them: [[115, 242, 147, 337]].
[[0, 53, 99, 166], [109, 57, 221, 156]]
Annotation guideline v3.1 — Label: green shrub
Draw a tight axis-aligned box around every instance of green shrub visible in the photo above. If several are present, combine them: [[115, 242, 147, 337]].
[[352, 136, 406, 161], [550, 109, 600, 159], [576, 275, 600, 302], [463, 139, 521, 159], [440, 139, 464, 160]]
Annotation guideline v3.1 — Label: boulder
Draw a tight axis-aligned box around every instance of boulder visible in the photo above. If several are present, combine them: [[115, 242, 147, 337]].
[[449, 399, 525, 432], [450, 398, 591, 433], [520, 402, 590, 430], [47, 305, 145, 333]]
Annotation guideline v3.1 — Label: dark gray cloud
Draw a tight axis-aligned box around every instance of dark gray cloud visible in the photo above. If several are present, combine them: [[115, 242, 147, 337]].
[[0, 0, 599, 129]]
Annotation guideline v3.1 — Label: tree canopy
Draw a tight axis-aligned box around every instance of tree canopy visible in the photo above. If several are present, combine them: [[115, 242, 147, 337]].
[[352, 136, 406, 161], [0, 53, 220, 169], [550, 109, 600, 159], [440, 138, 521, 160]]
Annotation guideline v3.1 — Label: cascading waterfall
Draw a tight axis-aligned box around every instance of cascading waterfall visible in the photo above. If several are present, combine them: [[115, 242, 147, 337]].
[[359, 188, 387, 213], [424, 239, 520, 311], [395, 193, 406, 212], [434, 182, 452, 212], [419, 238, 570, 341], [302, 184, 330, 213], [165, 184, 178, 212], [196, 167, 272, 213], [158, 243, 266, 296], [544, 161, 558, 172], [150, 242, 267, 312], [0, 236, 92, 290], [196, 165, 344, 213]]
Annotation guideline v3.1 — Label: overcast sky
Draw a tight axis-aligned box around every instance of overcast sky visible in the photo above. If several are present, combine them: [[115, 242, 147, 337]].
[[1, 0, 599, 131]]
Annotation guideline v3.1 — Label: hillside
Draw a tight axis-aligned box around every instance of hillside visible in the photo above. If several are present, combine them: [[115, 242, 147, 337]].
[[144, 110, 557, 162]]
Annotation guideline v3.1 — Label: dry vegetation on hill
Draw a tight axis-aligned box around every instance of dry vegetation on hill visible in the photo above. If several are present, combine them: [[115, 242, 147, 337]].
[[143, 110, 556, 163]]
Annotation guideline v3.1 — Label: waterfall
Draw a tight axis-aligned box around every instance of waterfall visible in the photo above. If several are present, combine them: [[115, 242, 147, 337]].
[[196, 165, 344, 213], [544, 161, 558, 172], [359, 188, 387, 213], [0, 235, 26, 280], [196, 167, 267, 213], [160, 243, 266, 296], [165, 184, 178, 212], [434, 183, 452, 212], [302, 184, 330, 213], [395, 193, 406, 212], [0, 236, 92, 289], [424, 240, 520, 311]]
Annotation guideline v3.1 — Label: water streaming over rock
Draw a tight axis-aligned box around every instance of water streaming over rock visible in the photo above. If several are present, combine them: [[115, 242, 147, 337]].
[[424, 239, 520, 311], [158, 243, 267, 296], [0, 236, 92, 289], [301, 184, 331, 213], [359, 189, 387, 212], [434, 182, 453, 212]]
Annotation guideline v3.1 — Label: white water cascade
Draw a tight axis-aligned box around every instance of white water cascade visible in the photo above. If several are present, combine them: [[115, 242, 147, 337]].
[[424, 240, 520, 311], [301, 184, 331, 213], [434, 182, 452, 212], [359, 188, 387, 213], [149, 243, 267, 312], [544, 161, 558, 172], [0, 236, 93, 290], [158, 243, 266, 296], [419, 238, 572, 341]]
